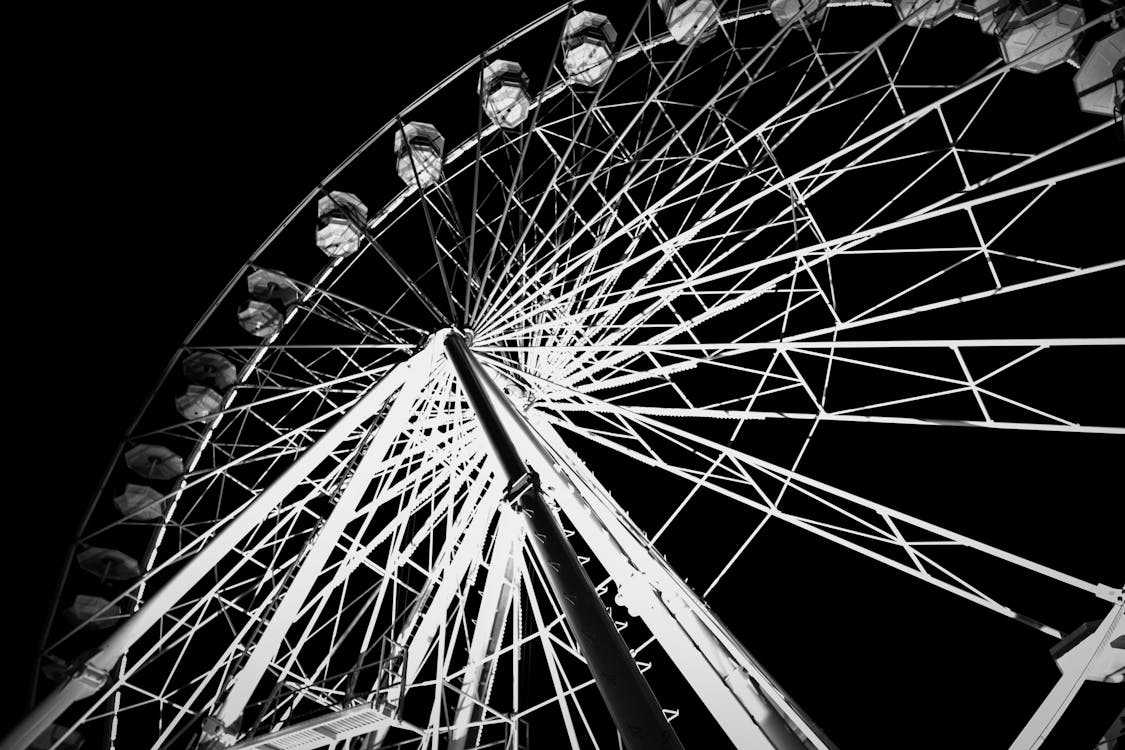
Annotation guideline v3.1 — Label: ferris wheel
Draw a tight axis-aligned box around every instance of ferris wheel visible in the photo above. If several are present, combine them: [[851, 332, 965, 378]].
[[6, 1, 1124, 749]]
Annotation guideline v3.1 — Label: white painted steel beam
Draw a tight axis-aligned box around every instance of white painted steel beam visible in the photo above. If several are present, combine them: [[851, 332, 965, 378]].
[[467, 356, 834, 750], [550, 392, 1115, 604], [367, 469, 503, 748], [447, 505, 523, 750], [202, 350, 433, 743], [398, 475, 502, 688], [0, 345, 430, 750], [531, 417, 834, 750], [227, 701, 408, 750], [1010, 592, 1125, 750]]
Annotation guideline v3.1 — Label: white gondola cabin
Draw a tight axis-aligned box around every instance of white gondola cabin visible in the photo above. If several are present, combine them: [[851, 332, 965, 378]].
[[394, 122, 445, 188], [563, 12, 617, 86], [481, 60, 531, 129]]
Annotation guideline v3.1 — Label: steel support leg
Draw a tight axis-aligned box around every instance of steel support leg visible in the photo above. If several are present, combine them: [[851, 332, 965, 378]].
[[530, 416, 835, 750], [200, 354, 433, 747], [0, 347, 430, 750], [1010, 591, 1125, 749], [441, 334, 832, 750], [444, 332, 683, 750]]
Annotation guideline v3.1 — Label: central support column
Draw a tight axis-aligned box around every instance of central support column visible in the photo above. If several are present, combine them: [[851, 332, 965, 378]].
[[444, 332, 683, 750]]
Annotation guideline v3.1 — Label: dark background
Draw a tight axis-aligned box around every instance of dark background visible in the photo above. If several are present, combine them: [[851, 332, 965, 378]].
[[4, 0, 564, 725], [5, 3, 1121, 748]]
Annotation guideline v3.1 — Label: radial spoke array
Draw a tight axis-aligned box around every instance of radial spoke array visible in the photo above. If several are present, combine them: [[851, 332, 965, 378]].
[[27, 3, 1123, 750]]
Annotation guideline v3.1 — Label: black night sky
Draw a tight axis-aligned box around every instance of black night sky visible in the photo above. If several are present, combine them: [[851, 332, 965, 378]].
[[5, 3, 1122, 749]]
